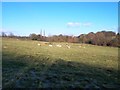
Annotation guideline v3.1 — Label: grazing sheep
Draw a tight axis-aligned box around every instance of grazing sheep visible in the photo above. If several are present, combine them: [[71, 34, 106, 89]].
[[66, 45, 70, 49], [49, 45, 53, 47], [38, 43, 41, 46], [79, 46, 81, 48], [39, 42, 49, 46], [43, 42, 49, 45], [56, 44, 62, 47], [3, 46, 7, 48]]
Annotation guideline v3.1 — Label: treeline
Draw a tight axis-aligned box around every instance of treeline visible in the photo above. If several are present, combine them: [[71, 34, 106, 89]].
[[1, 31, 120, 47], [78, 31, 120, 47], [1, 32, 29, 40], [29, 31, 120, 47], [29, 33, 79, 43]]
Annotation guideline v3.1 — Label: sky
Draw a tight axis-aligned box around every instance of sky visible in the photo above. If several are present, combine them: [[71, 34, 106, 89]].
[[1, 0, 119, 2], [2, 2, 118, 36]]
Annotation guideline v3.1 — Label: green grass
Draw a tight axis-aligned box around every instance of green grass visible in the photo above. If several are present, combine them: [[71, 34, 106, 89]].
[[2, 38, 120, 88]]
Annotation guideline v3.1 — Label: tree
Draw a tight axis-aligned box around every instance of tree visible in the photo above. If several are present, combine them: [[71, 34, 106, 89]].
[[78, 34, 86, 43], [29, 33, 38, 40], [85, 32, 95, 44], [2, 32, 7, 37], [9, 32, 14, 38]]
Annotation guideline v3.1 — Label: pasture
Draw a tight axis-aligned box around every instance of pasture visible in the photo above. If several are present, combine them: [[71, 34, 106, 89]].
[[2, 38, 120, 88]]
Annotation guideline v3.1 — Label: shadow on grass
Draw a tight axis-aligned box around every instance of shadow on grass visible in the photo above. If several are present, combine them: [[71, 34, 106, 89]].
[[2, 52, 120, 89]]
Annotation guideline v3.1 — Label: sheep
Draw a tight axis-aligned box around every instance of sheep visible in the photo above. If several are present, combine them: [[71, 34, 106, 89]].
[[37, 43, 41, 46], [49, 44, 53, 47], [56, 44, 62, 47], [83, 47, 86, 48], [67, 46, 70, 49], [3, 46, 7, 48], [37, 42, 49, 46], [66, 45, 70, 49]]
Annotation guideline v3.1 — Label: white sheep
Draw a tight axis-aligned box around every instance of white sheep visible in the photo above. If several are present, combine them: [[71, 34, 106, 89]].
[[38, 43, 41, 46], [66, 45, 70, 49], [56, 44, 62, 47], [49, 45, 53, 47], [3, 46, 7, 48]]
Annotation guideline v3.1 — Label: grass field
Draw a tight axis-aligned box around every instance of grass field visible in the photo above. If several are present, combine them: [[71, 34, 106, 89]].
[[2, 38, 120, 88]]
